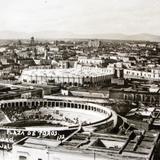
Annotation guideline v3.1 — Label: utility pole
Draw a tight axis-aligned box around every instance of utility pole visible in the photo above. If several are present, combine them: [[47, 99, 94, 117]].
[[46, 145, 49, 160], [94, 150, 96, 160]]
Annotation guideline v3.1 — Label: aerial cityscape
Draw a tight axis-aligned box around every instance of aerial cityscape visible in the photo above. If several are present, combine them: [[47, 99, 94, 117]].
[[1, 0, 160, 160]]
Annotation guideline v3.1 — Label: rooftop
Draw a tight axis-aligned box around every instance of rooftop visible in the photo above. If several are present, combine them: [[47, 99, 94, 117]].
[[15, 130, 159, 160], [21, 67, 114, 78]]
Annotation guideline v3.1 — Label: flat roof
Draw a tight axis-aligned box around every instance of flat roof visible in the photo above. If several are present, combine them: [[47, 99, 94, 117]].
[[21, 67, 114, 78], [15, 131, 159, 160]]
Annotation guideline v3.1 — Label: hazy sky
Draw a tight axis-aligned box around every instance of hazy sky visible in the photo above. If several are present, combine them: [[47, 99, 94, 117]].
[[0, 0, 160, 34]]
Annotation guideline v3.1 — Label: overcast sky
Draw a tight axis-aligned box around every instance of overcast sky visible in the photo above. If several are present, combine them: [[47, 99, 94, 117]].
[[0, 0, 160, 35]]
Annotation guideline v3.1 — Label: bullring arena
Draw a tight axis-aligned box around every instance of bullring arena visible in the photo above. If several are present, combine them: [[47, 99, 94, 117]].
[[0, 99, 118, 133]]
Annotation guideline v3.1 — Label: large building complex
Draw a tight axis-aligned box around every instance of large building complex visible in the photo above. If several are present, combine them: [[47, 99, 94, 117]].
[[19, 66, 114, 86]]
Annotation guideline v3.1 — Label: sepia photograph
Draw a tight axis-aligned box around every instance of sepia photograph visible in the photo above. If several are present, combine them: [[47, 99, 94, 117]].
[[0, 0, 160, 159]]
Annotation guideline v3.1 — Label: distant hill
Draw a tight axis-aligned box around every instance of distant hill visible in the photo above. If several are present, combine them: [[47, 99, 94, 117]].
[[0, 31, 29, 39], [126, 33, 160, 42], [33, 30, 75, 39], [0, 31, 160, 42], [78, 33, 160, 42]]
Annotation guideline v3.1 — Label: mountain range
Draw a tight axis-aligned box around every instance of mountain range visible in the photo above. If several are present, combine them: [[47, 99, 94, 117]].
[[0, 31, 160, 42]]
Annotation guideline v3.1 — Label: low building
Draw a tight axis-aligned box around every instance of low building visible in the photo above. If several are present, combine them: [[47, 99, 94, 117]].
[[75, 56, 105, 67], [124, 67, 160, 81], [109, 87, 160, 105], [0, 84, 43, 100]]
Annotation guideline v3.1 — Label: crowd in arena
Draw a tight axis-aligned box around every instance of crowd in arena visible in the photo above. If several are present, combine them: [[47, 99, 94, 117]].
[[0, 104, 89, 126]]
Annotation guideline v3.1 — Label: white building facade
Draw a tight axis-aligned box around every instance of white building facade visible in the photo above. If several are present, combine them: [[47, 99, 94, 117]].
[[124, 67, 160, 81], [19, 67, 115, 86]]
